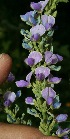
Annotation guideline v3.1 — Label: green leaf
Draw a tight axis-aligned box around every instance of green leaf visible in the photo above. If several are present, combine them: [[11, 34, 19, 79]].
[[49, 120, 56, 131], [52, 11, 57, 17], [47, 30, 54, 37], [22, 42, 32, 50], [56, 0, 68, 3], [27, 119, 32, 126], [5, 108, 16, 123], [49, 65, 61, 71], [14, 104, 19, 115], [7, 114, 16, 123], [27, 108, 40, 118], [21, 113, 26, 124]]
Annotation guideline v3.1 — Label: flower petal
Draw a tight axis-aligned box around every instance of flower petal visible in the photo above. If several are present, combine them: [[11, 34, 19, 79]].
[[56, 114, 68, 123], [42, 87, 49, 100], [26, 71, 33, 83], [29, 15, 37, 25], [24, 58, 35, 66], [36, 73, 45, 80], [20, 11, 35, 21], [45, 51, 53, 62], [16, 90, 21, 98], [56, 54, 63, 61], [48, 76, 62, 84], [30, 2, 42, 11], [48, 15, 55, 27], [53, 102, 61, 109], [41, 15, 48, 27], [30, 24, 46, 36], [15, 80, 29, 87], [48, 54, 58, 64], [56, 127, 70, 138], [47, 97, 53, 105], [39, 0, 49, 11], [41, 15, 55, 30], [31, 33, 40, 41], [25, 97, 34, 105], [7, 72, 15, 82], [49, 87, 56, 98], [28, 51, 42, 65], [4, 91, 16, 103], [35, 66, 50, 78], [4, 100, 11, 107]]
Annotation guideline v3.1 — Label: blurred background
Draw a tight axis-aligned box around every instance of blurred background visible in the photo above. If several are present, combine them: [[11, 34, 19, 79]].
[[0, 0, 70, 129]]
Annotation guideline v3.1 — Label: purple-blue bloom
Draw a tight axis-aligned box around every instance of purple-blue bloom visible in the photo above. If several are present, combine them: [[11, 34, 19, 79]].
[[48, 74, 61, 84], [39, 0, 49, 11], [56, 114, 68, 123], [35, 66, 50, 80], [53, 101, 61, 109], [26, 71, 33, 83], [25, 97, 34, 105], [30, 2, 42, 11], [30, 24, 46, 38], [30, 33, 40, 41], [15, 80, 29, 87], [16, 90, 21, 98], [4, 100, 11, 107], [20, 11, 37, 25], [42, 87, 56, 105], [24, 51, 42, 66], [3, 91, 16, 107], [30, 0, 49, 11], [15, 71, 32, 87], [41, 15, 55, 30], [7, 72, 15, 82], [56, 127, 70, 139], [45, 51, 63, 65], [53, 96, 61, 109], [47, 97, 53, 105]]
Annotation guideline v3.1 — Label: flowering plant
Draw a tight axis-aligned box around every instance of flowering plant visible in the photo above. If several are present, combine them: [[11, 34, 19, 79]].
[[2, 0, 70, 138]]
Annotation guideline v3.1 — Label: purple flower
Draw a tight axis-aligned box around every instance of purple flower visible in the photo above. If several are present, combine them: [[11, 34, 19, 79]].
[[53, 102, 61, 109], [29, 15, 37, 25], [35, 66, 50, 80], [20, 11, 37, 25], [15, 80, 29, 87], [25, 97, 34, 105], [53, 96, 61, 109], [4, 100, 11, 107], [48, 74, 61, 84], [39, 0, 49, 11], [26, 71, 33, 83], [56, 114, 68, 123], [30, 24, 46, 40], [31, 33, 40, 41], [16, 90, 21, 98], [41, 15, 55, 30], [42, 87, 56, 105], [45, 51, 63, 65], [3, 91, 16, 107], [7, 72, 15, 82], [24, 51, 42, 66], [30, 2, 42, 11], [15, 71, 32, 87], [30, 0, 49, 11], [63, 135, 69, 139], [56, 127, 70, 138], [47, 97, 53, 105]]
